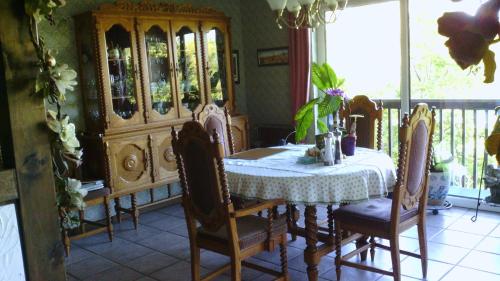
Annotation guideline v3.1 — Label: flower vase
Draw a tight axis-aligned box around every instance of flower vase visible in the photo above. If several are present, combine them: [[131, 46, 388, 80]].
[[341, 136, 356, 156]]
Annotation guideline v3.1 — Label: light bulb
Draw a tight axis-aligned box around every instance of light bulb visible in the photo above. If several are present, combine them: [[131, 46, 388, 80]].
[[266, 0, 287, 11], [297, 0, 315, 5], [286, 0, 301, 12], [325, 0, 338, 11]]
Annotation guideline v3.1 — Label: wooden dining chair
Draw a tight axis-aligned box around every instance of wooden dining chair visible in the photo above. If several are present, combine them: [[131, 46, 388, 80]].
[[196, 103, 235, 157], [333, 104, 435, 281], [341, 95, 383, 150], [171, 121, 289, 281]]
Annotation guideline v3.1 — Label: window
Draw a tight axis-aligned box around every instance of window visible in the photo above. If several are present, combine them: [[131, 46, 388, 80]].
[[321, 0, 498, 189], [410, 0, 500, 99], [326, 1, 401, 100]]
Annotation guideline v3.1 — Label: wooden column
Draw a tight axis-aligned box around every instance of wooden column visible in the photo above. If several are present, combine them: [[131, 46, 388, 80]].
[[0, 1, 66, 280]]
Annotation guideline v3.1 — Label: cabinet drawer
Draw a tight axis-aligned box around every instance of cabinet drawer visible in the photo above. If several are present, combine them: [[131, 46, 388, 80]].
[[151, 131, 178, 183], [231, 115, 249, 153], [105, 135, 153, 193]]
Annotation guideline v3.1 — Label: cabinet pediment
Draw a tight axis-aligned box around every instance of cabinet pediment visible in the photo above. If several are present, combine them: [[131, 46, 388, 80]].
[[98, 0, 225, 17]]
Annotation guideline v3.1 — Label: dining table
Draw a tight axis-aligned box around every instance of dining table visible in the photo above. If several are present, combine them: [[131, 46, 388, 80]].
[[224, 144, 397, 281]]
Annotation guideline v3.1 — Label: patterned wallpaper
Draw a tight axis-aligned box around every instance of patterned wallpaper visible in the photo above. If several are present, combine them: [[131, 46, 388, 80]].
[[39, 0, 248, 130], [241, 0, 291, 139]]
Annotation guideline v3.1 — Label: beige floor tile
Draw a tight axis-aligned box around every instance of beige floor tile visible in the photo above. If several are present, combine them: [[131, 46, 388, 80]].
[[459, 250, 500, 274], [400, 257, 453, 281], [475, 236, 500, 255], [430, 229, 483, 248], [440, 266, 500, 281]]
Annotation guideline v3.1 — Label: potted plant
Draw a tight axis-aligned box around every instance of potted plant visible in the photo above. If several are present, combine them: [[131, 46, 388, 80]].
[[294, 63, 346, 143], [428, 142, 467, 206]]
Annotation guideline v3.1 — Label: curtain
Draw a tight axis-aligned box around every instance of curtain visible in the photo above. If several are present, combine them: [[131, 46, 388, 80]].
[[289, 27, 311, 122]]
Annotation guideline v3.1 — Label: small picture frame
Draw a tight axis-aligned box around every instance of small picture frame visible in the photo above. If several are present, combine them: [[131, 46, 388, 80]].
[[232, 50, 240, 84], [257, 47, 289, 67]]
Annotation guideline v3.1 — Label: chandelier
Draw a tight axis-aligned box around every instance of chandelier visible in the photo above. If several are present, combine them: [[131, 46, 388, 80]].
[[266, 0, 348, 29]]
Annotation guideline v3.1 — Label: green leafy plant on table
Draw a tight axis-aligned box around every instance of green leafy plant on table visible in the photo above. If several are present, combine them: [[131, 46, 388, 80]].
[[294, 63, 346, 142]]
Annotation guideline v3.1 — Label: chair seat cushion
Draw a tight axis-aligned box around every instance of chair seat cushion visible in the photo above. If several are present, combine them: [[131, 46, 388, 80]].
[[332, 198, 418, 234], [197, 215, 287, 250]]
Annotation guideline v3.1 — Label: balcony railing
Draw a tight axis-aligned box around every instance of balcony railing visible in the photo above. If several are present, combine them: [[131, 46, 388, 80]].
[[379, 99, 499, 189]]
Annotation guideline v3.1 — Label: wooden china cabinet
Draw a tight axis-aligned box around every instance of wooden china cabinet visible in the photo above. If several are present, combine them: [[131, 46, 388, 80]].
[[74, 0, 248, 227]]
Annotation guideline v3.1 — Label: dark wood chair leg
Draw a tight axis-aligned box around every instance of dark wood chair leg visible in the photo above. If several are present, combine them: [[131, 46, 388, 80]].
[[231, 259, 242, 281], [417, 223, 428, 278], [369, 236, 376, 261], [131, 193, 139, 229], [286, 204, 299, 241], [103, 196, 113, 242], [327, 205, 334, 244], [389, 236, 401, 281], [334, 222, 342, 281], [356, 236, 369, 261], [279, 235, 289, 280], [62, 228, 70, 257], [78, 210, 85, 233], [114, 197, 122, 223], [191, 244, 201, 281]]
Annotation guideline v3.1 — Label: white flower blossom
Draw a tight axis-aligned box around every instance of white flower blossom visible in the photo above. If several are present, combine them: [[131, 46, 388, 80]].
[[50, 64, 77, 102], [66, 178, 87, 209]]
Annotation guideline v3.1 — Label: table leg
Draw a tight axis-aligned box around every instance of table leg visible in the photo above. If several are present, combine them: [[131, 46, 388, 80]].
[[304, 205, 319, 281]]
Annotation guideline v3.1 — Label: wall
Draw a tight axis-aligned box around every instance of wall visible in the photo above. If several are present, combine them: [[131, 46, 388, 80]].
[[39, 0, 247, 130], [241, 0, 292, 141]]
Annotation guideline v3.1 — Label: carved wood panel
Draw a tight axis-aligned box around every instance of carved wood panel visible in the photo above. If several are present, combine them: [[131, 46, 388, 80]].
[[151, 131, 178, 183], [106, 135, 152, 193]]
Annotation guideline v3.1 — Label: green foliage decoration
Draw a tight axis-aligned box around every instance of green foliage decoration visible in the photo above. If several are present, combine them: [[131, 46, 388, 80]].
[[294, 63, 346, 142], [25, 1, 86, 229]]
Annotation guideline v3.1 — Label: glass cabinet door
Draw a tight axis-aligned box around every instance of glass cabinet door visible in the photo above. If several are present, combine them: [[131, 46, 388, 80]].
[[172, 22, 204, 117], [205, 27, 228, 106], [202, 22, 234, 111], [137, 20, 177, 122], [99, 18, 144, 128]]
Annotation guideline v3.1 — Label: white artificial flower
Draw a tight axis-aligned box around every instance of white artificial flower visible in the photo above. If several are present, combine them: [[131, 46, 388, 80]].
[[67, 178, 87, 209], [50, 64, 78, 101], [46, 110, 61, 133]]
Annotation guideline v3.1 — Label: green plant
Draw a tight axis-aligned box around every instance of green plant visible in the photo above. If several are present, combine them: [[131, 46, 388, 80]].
[[294, 63, 346, 142], [431, 142, 454, 172], [430, 141, 469, 186]]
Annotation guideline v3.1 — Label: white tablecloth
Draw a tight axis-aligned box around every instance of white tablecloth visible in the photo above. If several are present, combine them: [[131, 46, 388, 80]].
[[224, 145, 397, 205]]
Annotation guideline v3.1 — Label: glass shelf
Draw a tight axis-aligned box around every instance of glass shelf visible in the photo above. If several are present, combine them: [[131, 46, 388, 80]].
[[206, 27, 228, 107], [176, 26, 201, 112], [145, 25, 173, 116], [105, 24, 139, 120]]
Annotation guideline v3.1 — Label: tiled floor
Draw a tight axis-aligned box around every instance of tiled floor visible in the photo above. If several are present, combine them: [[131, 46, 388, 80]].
[[66, 204, 500, 281]]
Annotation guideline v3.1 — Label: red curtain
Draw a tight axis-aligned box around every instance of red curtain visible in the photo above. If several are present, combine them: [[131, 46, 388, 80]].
[[289, 27, 311, 122]]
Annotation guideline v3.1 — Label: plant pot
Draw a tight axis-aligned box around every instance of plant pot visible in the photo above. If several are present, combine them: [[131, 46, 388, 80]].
[[485, 184, 500, 204], [428, 172, 451, 206]]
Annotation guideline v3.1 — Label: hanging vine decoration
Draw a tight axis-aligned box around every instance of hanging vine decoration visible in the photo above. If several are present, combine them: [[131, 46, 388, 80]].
[[25, 0, 88, 229]]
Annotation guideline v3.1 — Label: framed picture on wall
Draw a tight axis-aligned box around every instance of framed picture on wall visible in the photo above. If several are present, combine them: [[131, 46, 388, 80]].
[[257, 47, 288, 66], [232, 50, 240, 84]]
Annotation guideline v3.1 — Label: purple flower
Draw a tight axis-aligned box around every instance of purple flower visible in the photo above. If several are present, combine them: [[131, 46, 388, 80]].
[[326, 88, 345, 98]]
